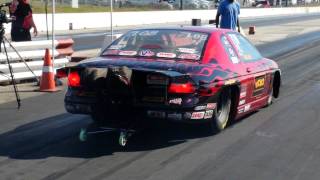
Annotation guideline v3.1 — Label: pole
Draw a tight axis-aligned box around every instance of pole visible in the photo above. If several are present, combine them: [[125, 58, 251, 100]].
[[110, 0, 114, 42], [52, 0, 55, 68], [45, 0, 49, 40]]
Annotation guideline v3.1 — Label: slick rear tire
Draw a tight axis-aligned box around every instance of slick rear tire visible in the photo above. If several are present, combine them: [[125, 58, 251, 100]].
[[209, 88, 232, 132]]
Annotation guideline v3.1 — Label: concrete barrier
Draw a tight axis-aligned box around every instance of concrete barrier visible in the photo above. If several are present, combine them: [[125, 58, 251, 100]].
[[3, 6, 320, 32], [0, 39, 73, 83]]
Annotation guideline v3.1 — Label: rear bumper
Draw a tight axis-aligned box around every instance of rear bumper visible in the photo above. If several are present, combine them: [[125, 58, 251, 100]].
[[65, 95, 216, 123]]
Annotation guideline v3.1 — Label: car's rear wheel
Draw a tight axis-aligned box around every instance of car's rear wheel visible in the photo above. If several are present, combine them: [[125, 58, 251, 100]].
[[209, 88, 232, 132]]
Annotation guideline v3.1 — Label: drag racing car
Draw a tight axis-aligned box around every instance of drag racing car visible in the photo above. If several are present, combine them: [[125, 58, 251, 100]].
[[57, 27, 281, 145]]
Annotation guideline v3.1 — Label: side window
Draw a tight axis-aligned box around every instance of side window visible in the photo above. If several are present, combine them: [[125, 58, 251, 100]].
[[220, 35, 240, 64], [227, 33, 262, 62]]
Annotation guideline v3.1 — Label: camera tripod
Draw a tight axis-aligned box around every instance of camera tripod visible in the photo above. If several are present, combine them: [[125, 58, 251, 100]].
[[0, 26, 39, 109], [0, 27, 20, 108]]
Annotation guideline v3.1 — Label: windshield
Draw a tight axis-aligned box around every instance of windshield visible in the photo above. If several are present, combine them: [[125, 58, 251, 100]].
[[101, 29, 209, 61]]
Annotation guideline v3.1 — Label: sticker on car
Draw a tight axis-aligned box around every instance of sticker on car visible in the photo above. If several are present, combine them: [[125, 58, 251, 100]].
[[169, 98, 183, 105], [191, 112, 205, 119], [195, 105, 206, 111], [178, 54, 200, 60], [119, 51, 137, 56], [178, 48, 197, 54], [204, 110, 214, 119], [253, 76, 266, 96], [139, 50, 155, 57], [156, 52, 176, 58], [239, 99, 246, 105], [206, 103, 217, 110]]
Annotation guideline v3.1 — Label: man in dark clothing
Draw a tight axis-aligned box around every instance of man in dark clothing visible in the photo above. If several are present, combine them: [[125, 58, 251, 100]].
[[10, 0, 37, 42], [215, 0, 241, 32]]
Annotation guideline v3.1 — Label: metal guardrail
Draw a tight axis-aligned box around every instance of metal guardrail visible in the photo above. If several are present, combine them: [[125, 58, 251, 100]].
[[0, 39, 74, 83]]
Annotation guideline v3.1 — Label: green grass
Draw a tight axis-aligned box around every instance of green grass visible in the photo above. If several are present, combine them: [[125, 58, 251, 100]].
[[30, 2, 173, 13]]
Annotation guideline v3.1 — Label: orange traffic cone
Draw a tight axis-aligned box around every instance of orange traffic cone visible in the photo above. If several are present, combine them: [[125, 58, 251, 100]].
[[40, 48, 59, 92]]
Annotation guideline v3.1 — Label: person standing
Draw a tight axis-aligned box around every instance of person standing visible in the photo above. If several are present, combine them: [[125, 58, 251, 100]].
[[9, 0, 38, 42], [215, 0, 241, 33]]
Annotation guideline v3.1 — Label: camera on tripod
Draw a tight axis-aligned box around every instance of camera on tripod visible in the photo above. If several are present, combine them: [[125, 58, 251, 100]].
[[0, 2, 12, 24]]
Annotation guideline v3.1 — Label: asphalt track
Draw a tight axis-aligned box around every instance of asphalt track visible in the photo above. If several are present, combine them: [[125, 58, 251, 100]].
[[63, 13, 320, 51], [0, 25, 320, 179]]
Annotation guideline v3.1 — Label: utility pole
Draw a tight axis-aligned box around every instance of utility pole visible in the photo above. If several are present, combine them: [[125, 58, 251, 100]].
[[110, 0, 114, 41]]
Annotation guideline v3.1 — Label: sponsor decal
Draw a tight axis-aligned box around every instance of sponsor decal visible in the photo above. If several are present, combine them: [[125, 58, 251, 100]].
[[156, 52, 176, 58], [142, 96, 164, 103], [253, 76, 266, 96], [178, 54, 200, 60], [255, 76, 265, 90], [206, 103, 217, 110], [240, 85, 247, 98], [225, 79, 236, 85], [178, 48, 197, 54], [244, 104, 251, 112], [239, 99, 246, 105], [238, 108, 244, 114], [167, 113, 182, 121], [240, 92, 247, 98], [119, 51, 137, 56], [169, 98, 183, 105], [194, 105, 206, 111], [146, 74, 168, 85], [139, 50, 155, 57], [204, 110, 214, 119], [191, 112, 205, 119], [147, 111, 166, 119]]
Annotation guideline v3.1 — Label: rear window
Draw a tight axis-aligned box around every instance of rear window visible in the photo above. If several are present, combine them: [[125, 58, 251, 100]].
[[101, 29, 209, 61]]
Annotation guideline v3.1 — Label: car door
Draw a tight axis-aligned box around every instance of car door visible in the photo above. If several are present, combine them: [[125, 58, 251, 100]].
[[226, 32, 272, 110]]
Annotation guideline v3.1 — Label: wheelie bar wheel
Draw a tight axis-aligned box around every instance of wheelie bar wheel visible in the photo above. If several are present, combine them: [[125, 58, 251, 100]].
[[119, 131, 128, 147], [119, 130, 135, 147], [79, 128, 88, 142]]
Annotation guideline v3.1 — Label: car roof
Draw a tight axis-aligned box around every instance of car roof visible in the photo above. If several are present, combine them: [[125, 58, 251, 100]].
[[132, 26, 235, 34]]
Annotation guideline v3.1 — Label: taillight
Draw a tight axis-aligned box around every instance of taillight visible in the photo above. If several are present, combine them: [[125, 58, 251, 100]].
[[168, 82, 196, 94], [68, 71, 81, 87]]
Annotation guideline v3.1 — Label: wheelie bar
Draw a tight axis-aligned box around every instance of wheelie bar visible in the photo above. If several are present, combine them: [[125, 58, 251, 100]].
[[79, 127, 136, 147]]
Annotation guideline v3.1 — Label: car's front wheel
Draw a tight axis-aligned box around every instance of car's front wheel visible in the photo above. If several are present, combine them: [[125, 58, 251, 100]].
[[209, 88, 232, 132]]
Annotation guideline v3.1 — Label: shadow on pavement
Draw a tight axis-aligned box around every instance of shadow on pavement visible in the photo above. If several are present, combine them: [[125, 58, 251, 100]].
[[0, 113, 220, 160]]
